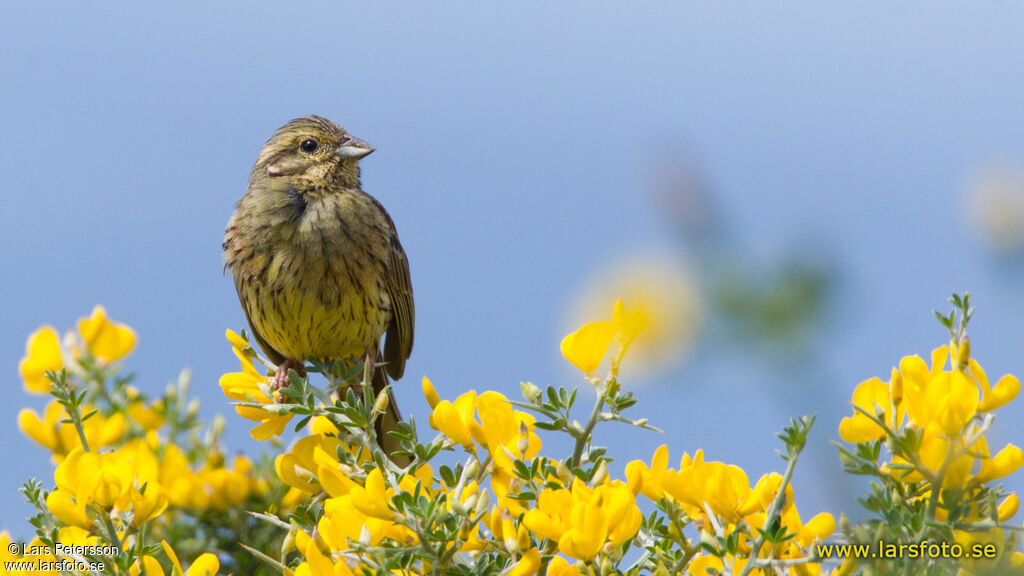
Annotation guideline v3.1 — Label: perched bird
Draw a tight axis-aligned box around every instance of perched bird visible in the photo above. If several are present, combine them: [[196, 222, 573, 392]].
[[223, 116, 414, 458]]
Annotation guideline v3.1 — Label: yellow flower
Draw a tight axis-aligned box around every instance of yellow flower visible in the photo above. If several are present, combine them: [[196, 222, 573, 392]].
[[46, 488, 92, 529], [78, 305, 136, 363], [197, 455, 260, 511], [737, 472, 791, 517], [422, 376, 441, 409], [625, 444, 669, 501], [131, 555, 167, 576], [885, 423, 980, 488], [508, 548, 541, 576], [660, 451, 751, 522], [839, 372, 903, 443], [976, 443, 1024, 484], [900, 347, 979, 435], [560, 320, 615, 375], [561, 298, 660, 376], [523, 479, 641, 561], [126, 386, 167, 431], [687, 555, 724, 576], [225, 328, 250, 352], [19, 401, 125, 460], [220, 346, 292, 440], [476, 391, 542, 471], [294, 535, 356, 576], [162, 540, 220, 576], [998, 493, 1019, 522], [569, 255, 701, 378], [970, 358, 1021, 412], [546, 556, 583, 576], [121, 483, 169, 526], [349, 468, 396, 521], [18, 326, 63, 393], [430, 390, 484, 449], [55, 447, 133, 508]]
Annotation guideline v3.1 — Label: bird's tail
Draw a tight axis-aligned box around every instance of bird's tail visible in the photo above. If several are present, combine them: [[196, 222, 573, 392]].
[[372, 353, 411, 466]]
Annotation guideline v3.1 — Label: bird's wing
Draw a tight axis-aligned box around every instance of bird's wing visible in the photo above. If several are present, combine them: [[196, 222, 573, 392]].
[[376, 201, 414, 380], [225, 208, 289, 366]]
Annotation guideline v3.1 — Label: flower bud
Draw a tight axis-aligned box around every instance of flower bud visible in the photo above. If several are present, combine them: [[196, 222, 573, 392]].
[[957, 333, 971, 371], [474, 488, 491, 516], [520, 381, 542, 404], [556, 461, 571, 482], [280, 530, 296, 556], [517, 436, 530, 457], [373, 390, 390, 413], [463, 460, 481, 482]]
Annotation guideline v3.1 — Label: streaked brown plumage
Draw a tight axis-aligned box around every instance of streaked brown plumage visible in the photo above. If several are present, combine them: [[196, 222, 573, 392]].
[[223, 116, 414, 458]]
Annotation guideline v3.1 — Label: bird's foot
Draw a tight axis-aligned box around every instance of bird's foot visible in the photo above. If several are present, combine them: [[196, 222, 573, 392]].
[[273, 358, 306, 395]]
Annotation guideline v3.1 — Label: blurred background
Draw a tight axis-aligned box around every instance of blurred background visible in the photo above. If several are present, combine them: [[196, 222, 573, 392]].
[[4, 2, 1024, 537]]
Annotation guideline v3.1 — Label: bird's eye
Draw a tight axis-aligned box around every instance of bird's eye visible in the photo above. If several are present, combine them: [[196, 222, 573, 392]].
[[299, 138, 319, 153]]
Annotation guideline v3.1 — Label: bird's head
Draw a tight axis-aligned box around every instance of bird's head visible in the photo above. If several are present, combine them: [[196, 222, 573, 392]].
[[252, 116, 374, 190]]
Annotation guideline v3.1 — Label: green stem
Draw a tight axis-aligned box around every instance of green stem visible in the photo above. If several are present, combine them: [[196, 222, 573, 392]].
[[737, 442, 803, 576], [570, 378, 609, 467]]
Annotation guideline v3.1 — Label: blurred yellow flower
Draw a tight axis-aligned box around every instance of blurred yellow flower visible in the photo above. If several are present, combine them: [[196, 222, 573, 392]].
[[78, 305, 136, 363], [122, 483, 169, 527], [126, 386, 167, 431], [568, 254, 700, 379], [19, 401, 125, 460], [55, 447, 133, 508], [965, 163, 1024, 254], [18, 325, 63, 393]]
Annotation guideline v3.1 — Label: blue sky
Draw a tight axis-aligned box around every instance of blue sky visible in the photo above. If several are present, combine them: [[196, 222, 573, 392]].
[[3, 2, 1024, 537]]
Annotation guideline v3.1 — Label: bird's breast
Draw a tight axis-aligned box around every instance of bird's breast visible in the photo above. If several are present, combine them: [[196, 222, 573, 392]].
[[235, 191, 394, 361]]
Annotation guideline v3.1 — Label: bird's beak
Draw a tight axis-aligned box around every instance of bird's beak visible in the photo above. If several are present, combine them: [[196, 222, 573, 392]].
[[336, 136, 375, 159]]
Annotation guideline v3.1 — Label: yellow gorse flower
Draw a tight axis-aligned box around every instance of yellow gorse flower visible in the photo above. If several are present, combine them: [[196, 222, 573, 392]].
[[18, 400, 125, 460], [54, 447, 133, 508], [19, 307, 136, 393], [560, 299, 645, 375], [219, 336, 292, 440], [842, 344, 1024, 490], [77, 305, 136, 363], [162, 540, 220, 576], [426, 385, 542, 466], [18, 326, 63, 393], [838, 370, 904, 444], [523, 479, 642, 561]]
